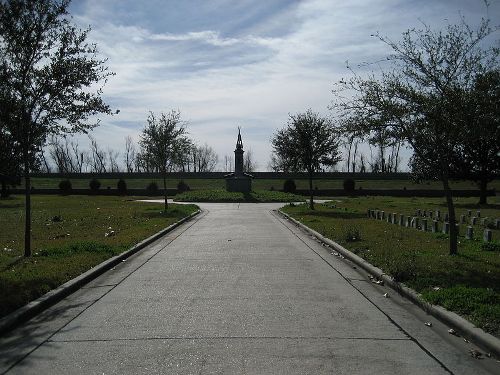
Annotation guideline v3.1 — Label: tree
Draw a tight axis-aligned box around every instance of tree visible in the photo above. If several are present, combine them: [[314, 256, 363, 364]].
[[243, 148, 257, 173], [271, 110, 341, 209], [191, 143, 218, 172], [139, 110, 188, 210], [47, 135, 87, 173], [459, 70, 500, 204], [0, 127, 21, 198], [0, 0, 114, 256], [124, 136, 136, 173], [333, 16, 498, 255]]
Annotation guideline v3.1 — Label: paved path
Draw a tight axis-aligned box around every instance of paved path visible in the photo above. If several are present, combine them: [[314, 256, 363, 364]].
[[1, 203, 498, 374]]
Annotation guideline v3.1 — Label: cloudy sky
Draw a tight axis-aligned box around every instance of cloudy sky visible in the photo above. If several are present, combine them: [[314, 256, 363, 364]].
[[68, 0, 499, 171]]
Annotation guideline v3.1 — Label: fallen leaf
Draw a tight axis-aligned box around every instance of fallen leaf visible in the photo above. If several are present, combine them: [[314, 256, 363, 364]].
[[469, 349, 482, 359]]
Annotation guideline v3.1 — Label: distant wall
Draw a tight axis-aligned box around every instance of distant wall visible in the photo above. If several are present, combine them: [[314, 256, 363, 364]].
[[30, 172, 415, 180], [10, 187, 495, 198], [11, 188, 178, 196]]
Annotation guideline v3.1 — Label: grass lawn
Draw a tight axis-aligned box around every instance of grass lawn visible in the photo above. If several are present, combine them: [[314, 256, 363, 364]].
[[174, 189, 305, 203], [0, 195, 198, 318], [281, 196, 500, 335]]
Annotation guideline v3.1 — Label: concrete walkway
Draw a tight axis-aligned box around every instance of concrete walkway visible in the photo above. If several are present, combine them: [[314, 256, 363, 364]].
[[0, 203, 498, 374]]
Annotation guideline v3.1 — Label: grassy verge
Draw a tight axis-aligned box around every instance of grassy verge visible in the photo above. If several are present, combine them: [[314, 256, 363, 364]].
[[174, 189, 305, 202], [0, 195, 198, 318], [281, 197, 500, 335]]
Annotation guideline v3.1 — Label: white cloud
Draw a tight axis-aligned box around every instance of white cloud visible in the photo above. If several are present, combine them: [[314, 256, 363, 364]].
[[67, 0, 499, 171]]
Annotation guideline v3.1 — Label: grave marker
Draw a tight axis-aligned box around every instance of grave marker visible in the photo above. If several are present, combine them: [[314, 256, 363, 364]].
[[483, 229, 492, 242], [466, 226, 473, 240], [432, 220, 438, 233], [442, 222, 449, 234]]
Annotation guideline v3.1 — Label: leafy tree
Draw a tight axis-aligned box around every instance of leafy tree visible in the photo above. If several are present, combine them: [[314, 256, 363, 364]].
[[0, 126, 21, 198], [459, 70, 500, 204], [271, 109, 341, 209], [139, 110, 188, 210], [0, 0, 114, 256], [333, 17, 498, 255]]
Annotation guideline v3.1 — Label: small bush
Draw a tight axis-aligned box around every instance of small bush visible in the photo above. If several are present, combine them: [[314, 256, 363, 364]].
[[283, 179, 296, 193], [177, 180, 190, 193], [343, 178, 355, 192], [146, 181, 159, 196], [117, 179, 127, 195], [89, 178, 101, 192], [58, 179, 72, 194], [343, 226, 361, 242]]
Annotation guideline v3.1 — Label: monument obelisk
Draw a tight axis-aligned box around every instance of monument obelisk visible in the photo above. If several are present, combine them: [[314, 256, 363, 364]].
[[224, 127, 253, 192]]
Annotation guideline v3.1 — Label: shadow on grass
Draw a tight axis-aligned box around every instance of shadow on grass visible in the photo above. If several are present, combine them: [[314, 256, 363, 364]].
[[453, 202, 500, 209], [0, 202, 24, 209], [301, 210, 366, 220]]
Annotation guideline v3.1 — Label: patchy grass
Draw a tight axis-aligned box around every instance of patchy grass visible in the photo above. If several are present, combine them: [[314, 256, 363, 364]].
[[0, 195, 198, 318], [174, 189, 305, 203], [281, 196, 500, 335]]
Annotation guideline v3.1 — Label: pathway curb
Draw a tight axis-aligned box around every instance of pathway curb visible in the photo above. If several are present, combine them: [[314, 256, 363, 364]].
[[0, 209, 201, 336], [278, 209, 500, 359]]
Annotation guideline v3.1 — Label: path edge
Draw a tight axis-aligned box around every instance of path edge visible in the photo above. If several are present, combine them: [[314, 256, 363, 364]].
[[0, 209, 201, 336], [277, 209, 500, 358]]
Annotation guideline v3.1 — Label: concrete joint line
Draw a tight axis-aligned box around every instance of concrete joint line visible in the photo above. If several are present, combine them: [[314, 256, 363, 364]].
[[0, 209, 202, 337], [277, 209, 500, 359]]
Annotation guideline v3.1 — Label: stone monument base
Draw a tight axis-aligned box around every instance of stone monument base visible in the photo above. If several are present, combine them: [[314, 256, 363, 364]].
[[225, 176, 252, 193]]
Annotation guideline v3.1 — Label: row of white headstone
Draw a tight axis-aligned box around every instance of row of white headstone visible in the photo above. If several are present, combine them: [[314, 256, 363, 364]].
[[367, 209, 497, 242]]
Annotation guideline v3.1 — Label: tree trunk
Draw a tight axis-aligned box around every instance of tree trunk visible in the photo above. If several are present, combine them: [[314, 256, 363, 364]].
[[478, 178, 488, 205], [442, 177, 457, 255], [308, 169, 314, 210], [1, 179, 7, 199], [24, 167, 32, 257], [162, 172, 168, 211]]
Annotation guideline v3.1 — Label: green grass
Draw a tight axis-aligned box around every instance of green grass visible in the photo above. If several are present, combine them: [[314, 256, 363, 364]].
[[174, 189, 305, 203], [26, 176, 500, 191], [0, 195, 198, 318], [281, 196, 500, 335]]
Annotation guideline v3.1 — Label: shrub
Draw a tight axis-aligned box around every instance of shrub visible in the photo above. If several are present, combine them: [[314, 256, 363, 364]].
[[89, 178, 101, 192], [177, 180, 190, 193], [117, 179, 127, 195], [343, 225, 361, 242], [283, 179, 296, 193], [343, 178, 355, 192], [58, 179, 72, 194], [146, 181, 159, 196]]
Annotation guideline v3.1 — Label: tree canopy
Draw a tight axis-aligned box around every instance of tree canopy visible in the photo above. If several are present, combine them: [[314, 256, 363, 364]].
[[0, 0, 115, 256], [332, 16, 499, 254], [272, 109, 341, 209], [139, 110, 189, 210]]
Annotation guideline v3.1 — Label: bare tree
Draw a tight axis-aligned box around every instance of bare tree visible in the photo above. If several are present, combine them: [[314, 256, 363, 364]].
[[124, 136, 136, 173], [108, 149, 120, 172], [243, 148, 257, 173], [223, 154, 233, 172], [192, 143, 218, 172], [88, 136, 107, 173]]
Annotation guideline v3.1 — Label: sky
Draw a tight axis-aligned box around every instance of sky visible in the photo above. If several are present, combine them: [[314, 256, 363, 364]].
[[67, 0, 499, 171]]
